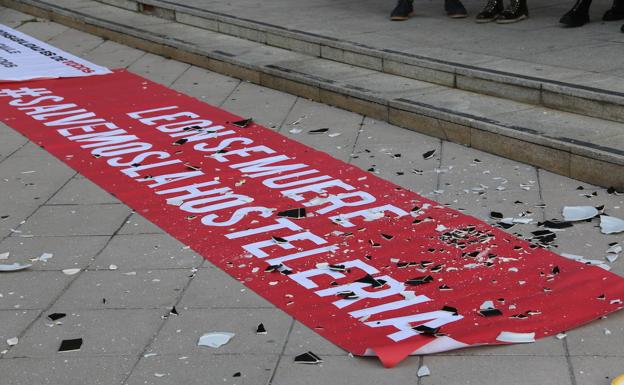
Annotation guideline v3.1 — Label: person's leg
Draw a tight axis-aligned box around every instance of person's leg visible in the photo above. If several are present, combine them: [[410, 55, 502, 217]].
[[475, 0, 504, 22], [496, 0, 529, 23], [390, 0, 415, 20], [445, 0, 468, 18], [559, 0, 592, 27], [603, 0, 624, 21]]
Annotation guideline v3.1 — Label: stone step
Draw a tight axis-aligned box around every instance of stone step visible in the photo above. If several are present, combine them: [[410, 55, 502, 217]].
[[81, 0, 624, 125], [3, 0, 623, 189]]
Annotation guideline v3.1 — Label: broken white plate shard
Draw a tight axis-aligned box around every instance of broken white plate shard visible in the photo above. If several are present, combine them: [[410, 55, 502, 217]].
[[0, 263, 31, 272], [560, 253, 611, 270], [289, 128, 303, 134], [562, 206, 599, 221], [62, 268, 80, 275], [0, 252, 9, 260], [496, 331, 535, 343], [328, 133, 342, 138], [6, 337, 18, 346], [606, 254, 619, 263], [607, 244, 622, 254], [480, 300, 495, 310], [555, 333, 567, 340], [435, 224, 448, 232], [109, 264, 118, 270], [417, 365, 431, 377], [143, 353, 158, 358], [197, 332, 235, 348], [37, 253, 53, 262], [600, 215, 624, 235]]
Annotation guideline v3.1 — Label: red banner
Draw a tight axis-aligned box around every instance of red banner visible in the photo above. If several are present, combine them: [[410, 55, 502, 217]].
[[1, 70, 623, 367]]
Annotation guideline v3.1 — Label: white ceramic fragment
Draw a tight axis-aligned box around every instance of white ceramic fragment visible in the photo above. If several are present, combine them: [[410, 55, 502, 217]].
[[6, 337, 18, 346], [417, 365, 431, 377], [496, 331, 535, 343], [562, 206, 599, 221], [61, 268, 80, 275], [197, 332, 235, 348], [0, 263, 31, 272], [607, 244, 622, 254], [600, 215, 624, 235], [606, 254, 619, 263], [0, 252, 9, 260]]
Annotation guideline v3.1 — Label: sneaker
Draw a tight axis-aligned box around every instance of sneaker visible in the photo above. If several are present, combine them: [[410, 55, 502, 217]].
[[560, 0, 591, 27], [476, 0, 504, 22], [497, 0, 529, 23], [445, 0, 468, 18], [391, 0, 414, 20]]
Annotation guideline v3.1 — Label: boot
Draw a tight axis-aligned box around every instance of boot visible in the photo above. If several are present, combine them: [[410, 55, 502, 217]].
[[497, 0, 529, 23], [390, 0, 415, 20], [476, 0, 505, 22], [445, 0, 468, 18], [603, 0, 624, 21], [560, 0, 591, 27]]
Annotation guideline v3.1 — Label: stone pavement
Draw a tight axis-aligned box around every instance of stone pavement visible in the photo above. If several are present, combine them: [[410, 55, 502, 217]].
[[0, 9, 624, 385]]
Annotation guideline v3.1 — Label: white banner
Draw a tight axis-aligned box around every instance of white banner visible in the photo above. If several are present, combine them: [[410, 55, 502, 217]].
[[0, 23, 110, 82]]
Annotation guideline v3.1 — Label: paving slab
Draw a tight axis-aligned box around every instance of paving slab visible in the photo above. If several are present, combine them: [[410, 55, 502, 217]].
[[81, 40, 146, 69], [147, 308, 292, 355], [53, 269, 190, 309], [271, 354, 422, 385], [0, 309, 41, 350], [92, 234, 202, 270], [0, 235, 109, 271], [6, 309, 162, 358], [0, 356, 136, 385], [48, 177, 120, 205], [0, 271, 71, 310], [16, 204, 131, 237], [571, 356, 624, 385], [420, 355, 573, 385], [179, 267, 274, 309], [124, 353, 277, 385]]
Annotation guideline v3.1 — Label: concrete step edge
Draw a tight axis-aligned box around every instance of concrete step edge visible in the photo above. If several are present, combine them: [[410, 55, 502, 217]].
[[88, 0, 624, 125], [3, 0, 623, 190]]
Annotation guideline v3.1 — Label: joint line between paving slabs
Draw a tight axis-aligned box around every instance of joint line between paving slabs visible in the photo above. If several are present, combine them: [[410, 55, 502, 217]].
[[0, 209, 134, 361], [0, 138, 29, 166], [117, 254, 208, 385], [435, 139, 444, 191], [347, 115, 366, 165], [218, 79, 243, 108], [563, 338, 579, 385], [267, 318, 296, 385], [276, 96, 299, 134], [0, 170, 78, 244], [416, 355, 424, 385]]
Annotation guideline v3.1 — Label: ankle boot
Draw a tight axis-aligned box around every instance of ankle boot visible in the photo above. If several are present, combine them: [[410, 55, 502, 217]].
[[390, 0, 414, 21], [476, 0, 505, 22], [560, 0, 592, 26], [604, 0, 624, 21], [497, 0, 529, 23]]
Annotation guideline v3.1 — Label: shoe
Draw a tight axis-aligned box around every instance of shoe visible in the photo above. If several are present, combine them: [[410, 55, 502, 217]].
[[445, 0, 468, 18], [476, 0, 504, 22], [560, 0, 591, 27], [497, 0, 529, 23], [391, 0, 414, 20], [603, 0, 624, 21]]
